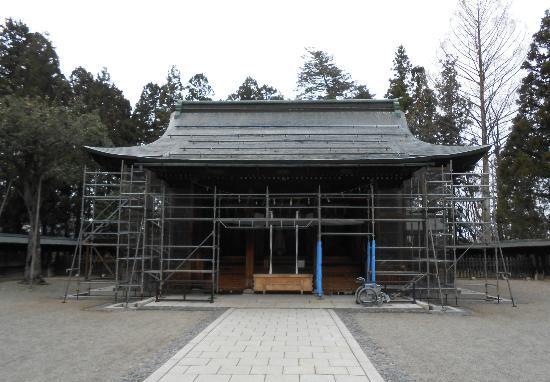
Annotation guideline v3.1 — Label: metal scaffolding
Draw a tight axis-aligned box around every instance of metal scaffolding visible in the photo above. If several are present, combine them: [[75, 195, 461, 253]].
[[63, 161, 515, 307]]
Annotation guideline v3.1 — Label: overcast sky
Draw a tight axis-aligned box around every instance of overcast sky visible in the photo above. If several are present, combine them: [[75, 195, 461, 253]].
[[2, 0, 548, 106]]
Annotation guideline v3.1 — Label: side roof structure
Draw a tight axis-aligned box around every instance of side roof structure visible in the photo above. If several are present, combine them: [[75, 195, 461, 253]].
[[86, 99, 488, 170]]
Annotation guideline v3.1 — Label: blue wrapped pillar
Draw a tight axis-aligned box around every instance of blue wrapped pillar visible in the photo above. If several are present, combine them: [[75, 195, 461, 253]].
[[316, 240, 323, 297], [366, 240, 371, 282]]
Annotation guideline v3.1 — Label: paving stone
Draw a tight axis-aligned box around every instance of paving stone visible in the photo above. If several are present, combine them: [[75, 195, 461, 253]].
[[312, 352, 341, 360], [238, 358, 269, 366], [229, 376, 266, 382], [300, 375, 336, 382], [250, 365, 283, 375], [195, 375, 230, 382], [178, 358, 209, 366], [220, 345, 246, 352], [298, 359, 329, 367], [227, 351, 258, 359], [265, 375, 299, 382], [346, 367, 366, 376], [328, 360, 359, 367], [186, 365, 220, 374], [209, 358, 240, 367], [257, 351, 285, 359], [283, 365, 315, 374], [199, 351, 229, 359], [315, 365, 348, 375], [334, 376, 370, 382], [218, 365, 252, 375], [285, 351, 313, 359], [159, 374, 197, 382], [269, 358, 299, 366]]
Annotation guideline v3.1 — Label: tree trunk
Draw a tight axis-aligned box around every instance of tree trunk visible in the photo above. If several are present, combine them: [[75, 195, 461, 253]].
[[23, 177, 44, 284], [476, 10, 491, 242], [0, 179, 13, 220]]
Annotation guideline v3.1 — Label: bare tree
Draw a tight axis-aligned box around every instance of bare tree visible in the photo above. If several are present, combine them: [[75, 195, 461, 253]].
[[443, 0, 525, 229]]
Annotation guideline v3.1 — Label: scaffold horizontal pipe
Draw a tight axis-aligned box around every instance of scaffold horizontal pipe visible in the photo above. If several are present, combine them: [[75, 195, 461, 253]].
[[322, 232, 373, 236]]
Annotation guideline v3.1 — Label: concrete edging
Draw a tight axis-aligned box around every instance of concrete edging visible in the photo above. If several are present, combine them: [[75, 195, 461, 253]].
[[328, 309, 385, 382]]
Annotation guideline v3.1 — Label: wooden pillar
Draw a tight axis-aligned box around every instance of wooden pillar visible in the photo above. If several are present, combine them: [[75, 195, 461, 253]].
[[245, 233, 254, 288]]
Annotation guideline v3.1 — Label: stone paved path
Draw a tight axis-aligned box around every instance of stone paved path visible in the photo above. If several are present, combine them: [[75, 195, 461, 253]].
[[144, 308, 383, 382]]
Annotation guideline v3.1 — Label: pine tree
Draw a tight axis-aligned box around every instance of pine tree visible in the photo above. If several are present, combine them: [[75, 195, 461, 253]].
[[185, 73, 214, 101], [70, 67, 135, 145], [407, 66, 438, 143], [385, 45, 413, 112], [352, 84, 374, 99], [497, 11, 550, 239], [434, 56, 471, 145], [132, 66, 184, 143], [0, 18, 71, 102], [228, 76, 283, 100], [159, 66, 184, 110], [297, 49, 355, 100], [132, 83, 163, 144]]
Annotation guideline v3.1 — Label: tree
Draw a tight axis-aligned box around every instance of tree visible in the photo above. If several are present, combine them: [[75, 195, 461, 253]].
[[434, 56, 471, 145], [497, 11, 549, 239], [0, 95, 108, 282], [352, 84, 374, 100], [159, 66, 184, 112], [407, 66, 438, 143], [228, 76, 284, 100], [132, 82, 163, 144], [185, 73, 214, 101], [70, 67, 136, 146], [0, 18, 70, 102], [444, 0, 525, 226], [132, 66, 184, 143], [297, 48, 356, 99], [385, 45, 413, 112]]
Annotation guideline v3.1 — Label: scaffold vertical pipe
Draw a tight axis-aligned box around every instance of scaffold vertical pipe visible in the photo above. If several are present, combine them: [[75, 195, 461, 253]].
[[140, 171, 148, 297], [211, 186, 217, 303], [423, 172, 430, 302], [114, 160, 125, 302], [371, 239, 376, 283], [295, 211, 299, 275], [157, 182, 166, 300], [269, 224, 273, 274]]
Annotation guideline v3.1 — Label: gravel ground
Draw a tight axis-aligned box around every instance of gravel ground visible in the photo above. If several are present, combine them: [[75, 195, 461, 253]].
[[337, 279, 550, 382], [0, 277, 224, 382]]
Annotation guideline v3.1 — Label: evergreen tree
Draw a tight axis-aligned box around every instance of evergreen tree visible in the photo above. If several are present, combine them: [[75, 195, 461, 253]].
[[159, 66, 184, 111], [185, 73, 214, 101], [497, 11, 550, 239], [434, 56, 471, 145], [385, 45, 413, 112], [407, 66, 438, 143], [132, 66, 184, 143], [0, 18, 70, 102], [70, 67, 135, 145], [0, 95, 108, 282], [352, 84, 374, 99], [297, 49, 355, 100], [228, 76, 283, 100], [132, 82, 163, 144]]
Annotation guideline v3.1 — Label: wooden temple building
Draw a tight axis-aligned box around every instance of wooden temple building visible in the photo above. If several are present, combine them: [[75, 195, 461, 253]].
[[69, 99, 509, 304]]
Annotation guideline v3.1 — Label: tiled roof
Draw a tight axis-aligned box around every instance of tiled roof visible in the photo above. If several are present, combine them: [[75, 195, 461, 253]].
[[86, 99, 488, 169]]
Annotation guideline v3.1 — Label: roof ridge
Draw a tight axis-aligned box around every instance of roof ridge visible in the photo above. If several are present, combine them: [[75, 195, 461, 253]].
[[175, 99, 400, 113]]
